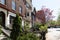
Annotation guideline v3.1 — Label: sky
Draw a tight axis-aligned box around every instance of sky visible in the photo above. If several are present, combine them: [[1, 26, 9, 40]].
[[32, 0, 60, 20]]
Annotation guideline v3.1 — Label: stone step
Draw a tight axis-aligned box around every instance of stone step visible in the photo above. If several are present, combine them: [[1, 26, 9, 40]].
[[0, 34, 7, 40], [1, 28, 11, 37]]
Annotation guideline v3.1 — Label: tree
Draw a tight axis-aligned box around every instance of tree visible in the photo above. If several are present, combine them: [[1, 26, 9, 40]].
[[57, 14, 60, 25], [39, 24, 47, 40], [10, 14, 22, 40], [41, 6, 54, 22], [48, 20, 56, 26], [10, 14, 40, 40], [33, 22, 47, 40], [36, 7, 54, 24]]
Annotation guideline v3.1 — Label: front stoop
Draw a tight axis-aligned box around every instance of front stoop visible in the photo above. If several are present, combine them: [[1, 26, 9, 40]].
[[0, 34, 7, 40], [1, 28, 11, 37]]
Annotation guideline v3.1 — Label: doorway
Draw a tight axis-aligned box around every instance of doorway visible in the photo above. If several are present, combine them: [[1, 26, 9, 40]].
[[0, 11, 5, 28]]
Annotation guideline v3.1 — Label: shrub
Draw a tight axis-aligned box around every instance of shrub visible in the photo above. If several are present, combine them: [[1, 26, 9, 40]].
[[17, 32, 40, 40], [10, 14, 22, 40]]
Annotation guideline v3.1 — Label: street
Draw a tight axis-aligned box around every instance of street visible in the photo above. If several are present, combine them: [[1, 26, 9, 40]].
[[46, 28, 60, 40]]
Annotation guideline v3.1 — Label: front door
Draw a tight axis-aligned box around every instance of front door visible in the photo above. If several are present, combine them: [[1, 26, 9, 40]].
[[0, 11, 5, 27]]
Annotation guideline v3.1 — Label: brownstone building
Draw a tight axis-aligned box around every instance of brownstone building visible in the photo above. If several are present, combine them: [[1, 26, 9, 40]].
[[0, 0, 32, 37], [0, 0, 32, 28], [0, 0, 26, 28]]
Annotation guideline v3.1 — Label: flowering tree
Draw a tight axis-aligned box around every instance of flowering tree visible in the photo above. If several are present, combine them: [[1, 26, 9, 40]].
[[41, 6, 55, 22]]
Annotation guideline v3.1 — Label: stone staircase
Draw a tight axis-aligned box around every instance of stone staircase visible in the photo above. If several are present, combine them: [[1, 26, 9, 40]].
[[0, 33, 7, 40], [0, 25, 12, 40], [1, 28, 11, 37], [0, 27, 11, 40]]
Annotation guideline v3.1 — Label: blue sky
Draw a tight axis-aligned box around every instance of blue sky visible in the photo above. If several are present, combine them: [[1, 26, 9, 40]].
[[32, 0, 60, 20]]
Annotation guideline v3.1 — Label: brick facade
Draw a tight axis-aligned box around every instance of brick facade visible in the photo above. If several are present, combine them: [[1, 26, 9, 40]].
[[0, 0, 26, 17]]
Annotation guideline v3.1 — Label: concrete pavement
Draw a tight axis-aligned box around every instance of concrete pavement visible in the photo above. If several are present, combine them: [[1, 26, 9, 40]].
[[46, 28, 60, 40]]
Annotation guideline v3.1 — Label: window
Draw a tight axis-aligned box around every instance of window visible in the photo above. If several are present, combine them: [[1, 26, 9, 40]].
[[0, 12, 5, 27], [10, 16, 15, 26], [27, 12, 29, 16], [19, 6, 22, 13], [0, 0, 5, 4], [26, 2, 30, 9], [25, 12, 29, 17], [26, 2, 31, 9], [12, 0, 16, 10]]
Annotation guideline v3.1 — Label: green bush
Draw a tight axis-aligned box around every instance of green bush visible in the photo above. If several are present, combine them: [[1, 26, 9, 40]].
[[10, 14, 40, 40], [17, 32, 40, 40], [33, 23, 47, 40], [34, 22, 47, 32], [39, 24, 47, 32], [10, 14, 22, 40], [24, 21, 30, 32], [6, 37, 12, 40]]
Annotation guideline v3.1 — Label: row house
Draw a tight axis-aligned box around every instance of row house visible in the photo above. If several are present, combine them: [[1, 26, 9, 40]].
[[0, 0, 32, 29], [0, 0, 32, 36], [0, 0, 26, 29]]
